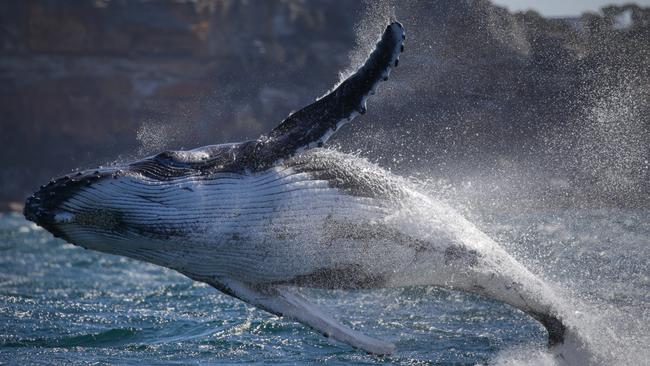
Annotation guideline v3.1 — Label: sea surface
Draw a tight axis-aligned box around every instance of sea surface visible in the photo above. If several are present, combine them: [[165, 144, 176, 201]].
[[0, 208, 648, 365]]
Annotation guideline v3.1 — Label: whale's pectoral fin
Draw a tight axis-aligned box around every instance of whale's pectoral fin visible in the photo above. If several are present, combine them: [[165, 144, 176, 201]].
[[249, 22, 405, 169], [213, 277, 395, 355]]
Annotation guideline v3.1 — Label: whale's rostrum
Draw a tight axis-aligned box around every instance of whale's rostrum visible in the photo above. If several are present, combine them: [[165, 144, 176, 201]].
[[24, 22, 567, 354]]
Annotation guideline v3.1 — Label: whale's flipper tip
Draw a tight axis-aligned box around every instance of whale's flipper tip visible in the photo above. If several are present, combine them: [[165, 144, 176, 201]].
[[531, 311, 567, 347], [387, 21, 405, 40]]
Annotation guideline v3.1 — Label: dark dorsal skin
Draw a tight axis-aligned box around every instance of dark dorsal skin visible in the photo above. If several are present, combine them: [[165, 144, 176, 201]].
[[255, 22, 405, 168]]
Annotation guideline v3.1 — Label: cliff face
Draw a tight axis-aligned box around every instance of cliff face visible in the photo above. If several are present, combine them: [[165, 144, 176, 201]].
[[1, 0, 648, 209]]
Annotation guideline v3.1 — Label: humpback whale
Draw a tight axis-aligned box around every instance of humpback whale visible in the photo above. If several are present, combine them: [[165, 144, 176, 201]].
[[24, 22, 567, 355]]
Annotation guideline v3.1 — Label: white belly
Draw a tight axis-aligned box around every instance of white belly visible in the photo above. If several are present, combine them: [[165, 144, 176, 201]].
[[58, 163, 415, 285]]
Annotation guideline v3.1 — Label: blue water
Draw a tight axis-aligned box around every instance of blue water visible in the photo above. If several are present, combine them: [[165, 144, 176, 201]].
[[1, 209, 647, 365]]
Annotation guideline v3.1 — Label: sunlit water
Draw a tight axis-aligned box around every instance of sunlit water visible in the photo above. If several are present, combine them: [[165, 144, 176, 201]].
[[0, 208, 647, 365]]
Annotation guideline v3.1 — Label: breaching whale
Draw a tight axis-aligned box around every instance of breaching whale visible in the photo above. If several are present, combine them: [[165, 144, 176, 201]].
[[24, 22, 567, 354]]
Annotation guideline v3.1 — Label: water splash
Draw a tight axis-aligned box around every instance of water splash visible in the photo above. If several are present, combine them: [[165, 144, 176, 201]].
[[340, 2, 649, 362], [136, 121, 177, 156]]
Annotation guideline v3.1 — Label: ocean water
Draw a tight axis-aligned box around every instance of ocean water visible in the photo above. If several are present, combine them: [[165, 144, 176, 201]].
[[0, 208, 647, 365]]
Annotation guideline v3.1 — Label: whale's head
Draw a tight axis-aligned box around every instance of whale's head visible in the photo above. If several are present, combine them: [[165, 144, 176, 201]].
[[24, 166, 137, 251], [23, 148, 227, 258]]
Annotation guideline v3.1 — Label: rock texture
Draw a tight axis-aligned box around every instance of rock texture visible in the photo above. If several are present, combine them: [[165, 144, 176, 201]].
[[1, 0, 648, 210]]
